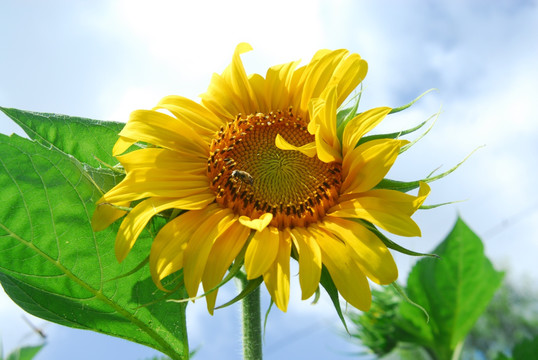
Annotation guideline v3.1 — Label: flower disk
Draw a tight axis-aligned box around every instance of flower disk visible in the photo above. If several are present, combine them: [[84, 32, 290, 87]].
[[208, 110, 341, 229]]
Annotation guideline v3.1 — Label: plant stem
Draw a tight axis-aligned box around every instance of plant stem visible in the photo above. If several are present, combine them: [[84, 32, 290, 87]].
[[240, 276, 263, 360], [450, 340, 464, 360], [179, 288, 190, 360]]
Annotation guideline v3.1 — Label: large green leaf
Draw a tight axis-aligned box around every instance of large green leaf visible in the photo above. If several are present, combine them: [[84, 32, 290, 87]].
[[0, 133, 187, 360], [0, 107, 124, 168], [398, 217, 504, 360]]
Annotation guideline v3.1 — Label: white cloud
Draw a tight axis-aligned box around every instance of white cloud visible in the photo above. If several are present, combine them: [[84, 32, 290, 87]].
[[103, 86, 166, 122], [94, 0, 327, 81], [79, 0, 334, 121]]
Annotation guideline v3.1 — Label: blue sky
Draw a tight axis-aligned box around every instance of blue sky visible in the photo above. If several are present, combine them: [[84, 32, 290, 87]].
[[1, 1, 537, 359]]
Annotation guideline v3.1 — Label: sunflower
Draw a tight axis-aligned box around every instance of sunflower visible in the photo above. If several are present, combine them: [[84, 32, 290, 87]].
[[92, 43, 429, 313]]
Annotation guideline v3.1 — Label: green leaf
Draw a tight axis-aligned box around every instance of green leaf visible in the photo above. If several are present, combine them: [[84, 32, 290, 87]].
[[419, 199, 466, 210], [84, 163, 125, 197], [398, 108, 440, 154], [492, 336, 538, 360], [0, 107, 124, 168], [388, 89, 437, 114], [171, 255, 246, 308], [361, 221, 439, 258], [319, 266, 348, 333], [356, 117, 430, 147], [494, 353, 512, 360], [214, 276, 263, 310], [513, 336, 538, 360], [0, 134, 188, 360], [398, 217, 504, 360], [263, 300, 275, 336], [376, 146, 481, 193], [375, 178, 424, 193], [5, 344, 45, 360], [336, 87, 362, 140]]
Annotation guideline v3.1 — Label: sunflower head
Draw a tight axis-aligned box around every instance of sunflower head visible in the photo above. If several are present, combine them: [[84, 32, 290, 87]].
[[92, 43, 430, 314]]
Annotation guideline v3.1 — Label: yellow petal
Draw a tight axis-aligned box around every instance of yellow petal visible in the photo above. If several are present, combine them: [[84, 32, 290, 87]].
[[314, 125, 341, 163], [182, 209, 236, 298], [238, 213, 273, 232], [329, 55, 368, 107], [290, 227, 322, 300], [341, 139, 408, 194], [342, 107, 392, 155], [288, 64, 306, 112], [414, 181, 431, 209], [294, 49, 367, 115], [150, 205, 220, 291], [200, 73, 241, 121], [244, 227, 280, 279], [274, 134, 317, 158], [248, 73, 268, 113], [221, 42, 258, 115], [316, 85, 338, 147], [309, 225, 371, 311], [154, 95, 223, 137], [203, 222, 251, 313], [202, 43, 258, 118], [91, 197, 129, 231], [320, 218, 398, 285], [115, 193, 215, 263], [307, 89, 341, 163], [102, 170, 210, 203], [112, 137, 134, 157], [117, 148, 206, 174], [310, 49, 333, 61], [329, 207, 420, 237], [264, 60, 300, 112], [307, 97, 325, 135], [297, 49, 348, 114], [113, 110, 208, 156], [263, 229, 292, 312], [357, 181, 431, 215], [327, 183, 430, 237]]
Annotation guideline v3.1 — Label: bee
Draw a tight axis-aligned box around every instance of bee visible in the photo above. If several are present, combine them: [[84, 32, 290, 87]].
[[231, 170, 254, 185]]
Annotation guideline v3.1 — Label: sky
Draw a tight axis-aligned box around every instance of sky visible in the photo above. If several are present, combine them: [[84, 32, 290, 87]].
[[1, 0, 538, 359]]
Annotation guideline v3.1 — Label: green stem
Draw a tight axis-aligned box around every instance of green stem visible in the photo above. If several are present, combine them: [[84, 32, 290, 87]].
[[240, 276, 263, 360], [178, 288, 190, 360], [450, 341, 464, 360]]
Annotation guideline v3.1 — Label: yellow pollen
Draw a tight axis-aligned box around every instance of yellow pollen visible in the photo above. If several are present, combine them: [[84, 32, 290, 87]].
[[208, 109, 341, 229]]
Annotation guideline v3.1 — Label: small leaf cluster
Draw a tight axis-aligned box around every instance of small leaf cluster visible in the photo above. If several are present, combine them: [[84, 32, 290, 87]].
[[348, 218, 504, 360]]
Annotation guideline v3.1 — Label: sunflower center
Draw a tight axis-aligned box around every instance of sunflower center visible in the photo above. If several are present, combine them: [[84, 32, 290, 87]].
[[207, 109, 342, 229]]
